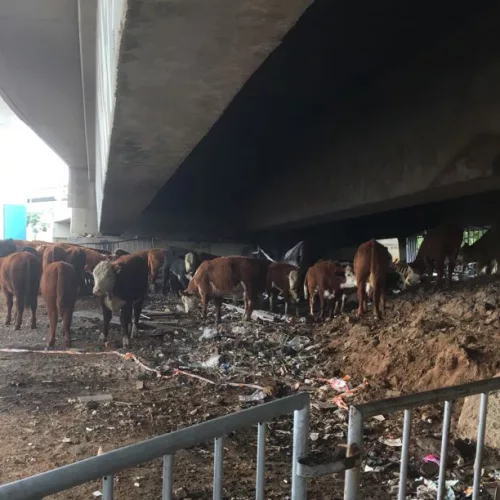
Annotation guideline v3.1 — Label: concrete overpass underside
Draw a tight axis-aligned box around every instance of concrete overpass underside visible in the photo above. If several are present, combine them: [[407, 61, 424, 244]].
[[1, 0, 500, 246], [122, 0, 500, 245]]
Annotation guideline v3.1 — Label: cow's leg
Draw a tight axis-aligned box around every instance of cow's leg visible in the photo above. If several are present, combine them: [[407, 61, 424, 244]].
[[341, 293, 347, 314], [333, 295, 340, 316], [213, 297, 223, 324], [120, 304, 133, 349], [269, 290, 277, 313], [246, 292, 256, 321], [232, 295, 238, 306], [47, 298, 58, 348], [200, 291, 209, 320], [309, 290, 315, 317], [14, 293, 25, 330], [4, 289, 13, 326], [319, 291, 325, 320], [99, 298, 112, 343], [283, 291, 292, 316], [132, 299, 143, 338], [29, 294, 37, 329], [62, 305, 73, 348], [447, 258, 456, 286], [372, 282, 382, 319], [357, 280, 366, 317], [435, 259, 445, 287]]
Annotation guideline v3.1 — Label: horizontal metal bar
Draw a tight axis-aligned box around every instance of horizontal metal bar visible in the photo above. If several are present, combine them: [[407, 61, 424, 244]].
[[356, 376, 500, 416], [0, 393, 309, 500]]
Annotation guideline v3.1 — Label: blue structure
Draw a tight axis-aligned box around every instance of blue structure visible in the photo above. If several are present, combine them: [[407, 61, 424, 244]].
[[3, 204, 27, 240]]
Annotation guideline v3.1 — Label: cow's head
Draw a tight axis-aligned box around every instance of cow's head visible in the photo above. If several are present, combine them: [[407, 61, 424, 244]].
[[184, 252, 196, 274], [404, 266, 421, 286], [180, 290, 198, 313], [340, 265, 357, 289], [93, 261, 121, 296]]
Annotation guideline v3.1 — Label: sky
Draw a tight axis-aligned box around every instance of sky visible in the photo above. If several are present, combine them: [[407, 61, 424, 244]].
[[0, 96, 68, 204]]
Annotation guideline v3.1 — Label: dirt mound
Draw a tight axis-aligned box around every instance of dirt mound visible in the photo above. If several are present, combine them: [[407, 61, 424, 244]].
[[313, 276, 500, 398]]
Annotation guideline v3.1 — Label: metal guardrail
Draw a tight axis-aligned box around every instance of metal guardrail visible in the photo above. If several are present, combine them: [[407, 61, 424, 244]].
[[344, 376, 500, 500], [0, 393, 309, 500]]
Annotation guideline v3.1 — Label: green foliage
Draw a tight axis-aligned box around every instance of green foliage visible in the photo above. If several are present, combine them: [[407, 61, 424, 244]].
[[27, 213, 48, 235]]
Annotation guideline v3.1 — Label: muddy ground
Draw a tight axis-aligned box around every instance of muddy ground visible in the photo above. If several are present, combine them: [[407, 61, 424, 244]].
[[1, 278, 500, 498]]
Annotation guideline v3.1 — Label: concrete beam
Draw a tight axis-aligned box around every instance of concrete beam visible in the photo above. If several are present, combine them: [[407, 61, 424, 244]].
[[247, 4, 500, 231], [0, 0, 87, 169], [98, 0, 312, 233], [78, 0, 97, 181]]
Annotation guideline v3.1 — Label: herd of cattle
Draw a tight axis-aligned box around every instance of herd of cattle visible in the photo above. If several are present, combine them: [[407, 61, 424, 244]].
[[0, 222, 496, 348]]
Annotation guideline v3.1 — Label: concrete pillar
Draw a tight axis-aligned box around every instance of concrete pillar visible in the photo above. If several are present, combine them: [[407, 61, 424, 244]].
[[70, 207, 98, 235], [397, 236, 407, 262]]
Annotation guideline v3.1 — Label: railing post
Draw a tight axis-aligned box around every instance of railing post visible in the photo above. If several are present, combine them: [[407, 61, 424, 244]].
[[398, 409, 412, 500], [344, 406, 363, 500], [213, 436, 224, 500], [473, 393, 489, 500], [256, 422, 266, 500], [162, 454, 174, 500], [102, 474, 113, 500], [437, 400, 453, 500], [291, 401, 309, 500]]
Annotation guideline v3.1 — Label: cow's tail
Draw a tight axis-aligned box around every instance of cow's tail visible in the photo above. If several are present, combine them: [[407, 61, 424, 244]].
[[56, 264, 66, 316], [369, 239, 377, 290], [24, 254, 33, 304]]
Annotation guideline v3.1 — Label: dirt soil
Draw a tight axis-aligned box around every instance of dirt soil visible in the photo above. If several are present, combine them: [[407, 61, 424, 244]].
[[1, 277, 500, 499]]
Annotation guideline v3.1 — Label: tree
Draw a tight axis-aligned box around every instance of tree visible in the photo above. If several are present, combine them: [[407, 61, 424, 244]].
[[27, 213, 48, 237]]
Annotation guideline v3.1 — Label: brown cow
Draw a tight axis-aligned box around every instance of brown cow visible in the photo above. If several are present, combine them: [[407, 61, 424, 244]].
[[181, 256, 270, 323], [92, 254, 149, 348], [133, 249, 165, 292], [148, 249, 165, 292], [42, 245, 66, 269], [64, 246, 87, 290], [81, 247, 107, 272], [458, 225, 500, 275], [41, 262, 78, 347], [354, 240, 392, 319], [0, 252, 42, 329], [303, 260, 357, 319], [410, 224, 463, 285], [266, 262, 300, 316]]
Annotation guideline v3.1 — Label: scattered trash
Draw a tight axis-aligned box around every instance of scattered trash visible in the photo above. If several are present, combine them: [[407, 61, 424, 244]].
[[77, 394, 113, 404], [372, 415, 386, 422], [135, 380, 145, 390], [379, 437, 403, 447], [201, 354, 221, 368], [420, 454, 440, 478], [411, 478, 457, 500], [92, 492, 102, 498], [287, 336, 310, 352], [239, 390, 267, 403], [232, 325, 246, 335], [310, 432, 320, 441], [62, 437, 72, 444], [174, 486, 189, 499], [199, 328, 218, 341]]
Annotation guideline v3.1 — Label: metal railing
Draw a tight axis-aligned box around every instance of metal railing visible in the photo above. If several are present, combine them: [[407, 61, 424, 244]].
[[344, 376, 500, 500], [0, 393, 309, 500]]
